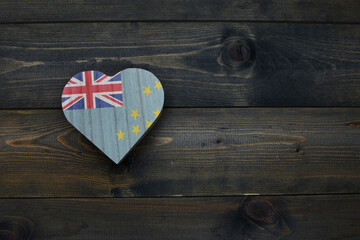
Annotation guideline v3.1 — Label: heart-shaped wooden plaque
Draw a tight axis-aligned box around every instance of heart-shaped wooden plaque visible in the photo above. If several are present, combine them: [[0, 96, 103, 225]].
[[61, 68, 164, 164]]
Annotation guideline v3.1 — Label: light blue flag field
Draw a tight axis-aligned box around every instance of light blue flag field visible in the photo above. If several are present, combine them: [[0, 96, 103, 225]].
[[62, 68, 165, 164]]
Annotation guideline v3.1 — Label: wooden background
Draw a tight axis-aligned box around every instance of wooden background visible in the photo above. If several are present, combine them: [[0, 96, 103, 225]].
[[0, 1, 359, 239]]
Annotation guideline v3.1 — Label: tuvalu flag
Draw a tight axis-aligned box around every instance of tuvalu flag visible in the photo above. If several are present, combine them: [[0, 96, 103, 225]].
[[62, 68, 164, 164]]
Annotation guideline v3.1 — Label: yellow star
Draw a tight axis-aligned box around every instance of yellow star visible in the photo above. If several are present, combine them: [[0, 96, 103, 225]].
[[145, 120, 153, 128], [154, 81, 162, 91], [132, 125, 141, 135], [143, 86, 152, 96], [131, 109, 140, 120], [116, 130, 125, 140], [153, 108, 160, 118]]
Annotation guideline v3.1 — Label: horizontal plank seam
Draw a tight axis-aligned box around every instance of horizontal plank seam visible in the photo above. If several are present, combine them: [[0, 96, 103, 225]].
[[1, 20, 360, 25], [1, 193, 359, 200], [1, 106, 360, 111]]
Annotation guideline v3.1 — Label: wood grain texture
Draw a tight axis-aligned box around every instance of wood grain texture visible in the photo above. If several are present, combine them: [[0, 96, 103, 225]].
[[0, 108, 359, 197], [1, 22, 360, 108], [0, 0, 359, 23], [1, 1, 358, 237], [0, 195, 359, 239]]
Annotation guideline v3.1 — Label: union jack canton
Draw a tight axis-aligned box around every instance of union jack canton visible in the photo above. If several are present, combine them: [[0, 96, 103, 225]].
[[62, 71, 123, 110]]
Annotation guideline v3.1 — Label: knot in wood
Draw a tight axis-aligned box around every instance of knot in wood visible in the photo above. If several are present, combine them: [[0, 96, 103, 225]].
[[221, 37, 255, 69], [245, 199, 275, 223], [0, 217, 34, 240]]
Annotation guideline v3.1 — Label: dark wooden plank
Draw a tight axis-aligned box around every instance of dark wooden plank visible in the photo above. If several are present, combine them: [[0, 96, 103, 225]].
[[0, 195, 359, 239], [0, 108, 359, 197], [1, 23, 360, 108], [1, 0, 360, 23]]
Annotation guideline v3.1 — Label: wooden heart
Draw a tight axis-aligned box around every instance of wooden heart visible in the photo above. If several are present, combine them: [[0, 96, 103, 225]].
[[61, 68, 164, 164]]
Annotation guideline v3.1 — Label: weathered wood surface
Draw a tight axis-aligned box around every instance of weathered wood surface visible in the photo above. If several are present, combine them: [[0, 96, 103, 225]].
[[0, 1, 358, 239], [1, 0, 359, 23], [1, 108, 359, 197], [0, 195, 359, 239], [1, 23, 360, 108]]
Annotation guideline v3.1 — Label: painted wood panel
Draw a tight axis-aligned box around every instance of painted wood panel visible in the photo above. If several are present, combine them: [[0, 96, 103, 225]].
[[62, 69, 164, 163]]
